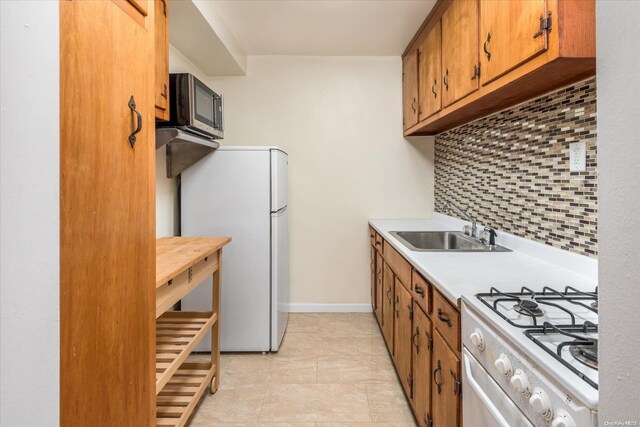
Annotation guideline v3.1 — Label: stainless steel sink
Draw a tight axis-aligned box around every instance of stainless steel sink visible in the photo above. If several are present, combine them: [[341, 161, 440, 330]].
[[389, 231, 511, 252]]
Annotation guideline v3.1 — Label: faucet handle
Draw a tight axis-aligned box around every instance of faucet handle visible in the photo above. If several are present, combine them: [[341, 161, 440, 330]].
[[484, 227, 498, 246], [463, 225, 472, 236]]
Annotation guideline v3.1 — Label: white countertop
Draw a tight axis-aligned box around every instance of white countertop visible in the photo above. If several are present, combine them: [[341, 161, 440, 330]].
[[369, 214, 598, 304]]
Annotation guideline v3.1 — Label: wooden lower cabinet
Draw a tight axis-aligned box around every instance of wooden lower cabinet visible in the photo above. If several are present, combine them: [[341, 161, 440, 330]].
[[382, 262, 395, 354], [412, 302, 433, 427], [370, 232, 461, 427], [394, 279, 414, 398], [432, 330, 461, 427], [375, 251, 383, 324]]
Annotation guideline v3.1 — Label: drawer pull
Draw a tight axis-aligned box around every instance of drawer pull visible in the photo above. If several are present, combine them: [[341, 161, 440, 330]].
[[433, 360, 442, 394], [412, 326, 420, 353], [395, 295, 400, 318], [451, 369, 461, 396], [437, 308, 452, 327], [414, 284, 425, 297], [386, 288, 392, 302]]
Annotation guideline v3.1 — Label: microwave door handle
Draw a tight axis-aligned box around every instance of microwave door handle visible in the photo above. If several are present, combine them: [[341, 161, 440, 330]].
[[219, 94, 224, 132]]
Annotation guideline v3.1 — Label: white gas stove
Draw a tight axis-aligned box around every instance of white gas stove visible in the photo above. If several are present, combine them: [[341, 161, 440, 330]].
[[461, 285, 598, 427]]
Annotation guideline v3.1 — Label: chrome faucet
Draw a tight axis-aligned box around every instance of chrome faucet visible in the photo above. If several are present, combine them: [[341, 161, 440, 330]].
[[443, 202, 478, 238]]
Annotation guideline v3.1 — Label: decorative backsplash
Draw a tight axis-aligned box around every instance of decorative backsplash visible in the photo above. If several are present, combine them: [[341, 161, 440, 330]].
[[434, 78, 597, 257]]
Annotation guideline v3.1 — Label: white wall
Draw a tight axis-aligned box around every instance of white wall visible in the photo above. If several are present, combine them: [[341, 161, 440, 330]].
[[0, 2, 60, 425], [156, 45, 209, 237], [597, 2, 640, 425], [209, 56, 434, 306]]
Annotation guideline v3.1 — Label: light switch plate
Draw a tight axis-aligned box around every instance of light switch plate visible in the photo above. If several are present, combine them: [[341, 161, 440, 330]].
[[569, 141, 586, 172]]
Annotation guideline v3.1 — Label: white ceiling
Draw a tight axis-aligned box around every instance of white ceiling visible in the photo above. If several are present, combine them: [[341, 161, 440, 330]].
[[210, 1, 437, 56]]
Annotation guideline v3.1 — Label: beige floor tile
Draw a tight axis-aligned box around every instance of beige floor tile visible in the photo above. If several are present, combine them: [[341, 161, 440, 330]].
[[190, 424, 314, 427], [317, 353, 397, 384], [189, 385, 269, 423], [221, 354, 317, 385], [318, 313, 380, 337], [316, 424, 417, 427], [365, 383, 415, 423], [355, 335, 389, 357], [258, 384, 372, 423], [287, 313, 322, 333], [277, 332, 359, 357]]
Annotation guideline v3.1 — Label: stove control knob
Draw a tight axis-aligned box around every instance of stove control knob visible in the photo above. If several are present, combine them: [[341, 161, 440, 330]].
[[494, 353, 512, 377], [551, 410, 576, 427], [509, 369, 531, 396], [469, 329, 485, 351], [529, 387, 553, 421]]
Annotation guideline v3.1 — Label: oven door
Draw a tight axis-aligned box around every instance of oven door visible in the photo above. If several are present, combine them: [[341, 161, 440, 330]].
[[462, 348, 534, 427]]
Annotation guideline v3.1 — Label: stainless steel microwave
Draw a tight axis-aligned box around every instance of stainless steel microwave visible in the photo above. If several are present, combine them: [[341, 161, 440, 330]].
[[167, 73, 223, 139]]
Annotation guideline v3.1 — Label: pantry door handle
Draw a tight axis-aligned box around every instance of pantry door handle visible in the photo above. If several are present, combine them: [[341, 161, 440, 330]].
[[128, 96, 142, 148]]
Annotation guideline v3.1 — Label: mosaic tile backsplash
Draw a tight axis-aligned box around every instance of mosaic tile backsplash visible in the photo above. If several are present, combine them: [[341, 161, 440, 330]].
[[434, 78, 597, 257]]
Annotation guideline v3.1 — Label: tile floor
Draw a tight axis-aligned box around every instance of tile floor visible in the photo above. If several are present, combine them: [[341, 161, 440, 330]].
[[188, 312, 417, 427]]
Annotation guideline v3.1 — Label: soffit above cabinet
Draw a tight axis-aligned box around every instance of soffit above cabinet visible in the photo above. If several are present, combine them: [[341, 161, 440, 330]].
[[169, 0, 247, 76]]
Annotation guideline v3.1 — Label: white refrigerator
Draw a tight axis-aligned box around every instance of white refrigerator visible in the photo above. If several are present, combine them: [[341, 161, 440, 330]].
[[181, 147, 289, 352]]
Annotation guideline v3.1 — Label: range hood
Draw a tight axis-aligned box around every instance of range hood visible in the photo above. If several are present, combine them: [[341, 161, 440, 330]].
[[155, 128, 220, 178]]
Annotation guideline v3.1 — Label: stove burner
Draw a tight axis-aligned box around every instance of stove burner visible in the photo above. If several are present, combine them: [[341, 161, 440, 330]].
[[569, 339, 598, 370], [514, 299, 544, 317]]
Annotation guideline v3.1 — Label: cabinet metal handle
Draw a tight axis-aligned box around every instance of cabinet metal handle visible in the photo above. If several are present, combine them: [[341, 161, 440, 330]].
[[437, 308, 452, 327], [386, 288, 392, 302], [414, 283, 425, 297], [411, 98, 417, 113], [412, 327, 420, 353], [483, 32, 492, 61], [161, 0, 167, 15], [128, 96, 142, 148], [161, 83, 168, 99], [433, 360, 442, 394], [431, 79, 437, 98], [443, 69, 449, 91], [425, 329, 433, 350], [395, 295, 400, 317]]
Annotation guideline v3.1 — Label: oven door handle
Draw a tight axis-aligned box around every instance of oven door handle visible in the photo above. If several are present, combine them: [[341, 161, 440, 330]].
[[463, 354, 512, 427]]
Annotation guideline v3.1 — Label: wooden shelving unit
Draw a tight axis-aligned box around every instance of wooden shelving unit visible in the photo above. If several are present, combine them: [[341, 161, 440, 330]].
[[156, 362, 216, 426], [155, 237, 231, 427], [156, 311, 218, 393]]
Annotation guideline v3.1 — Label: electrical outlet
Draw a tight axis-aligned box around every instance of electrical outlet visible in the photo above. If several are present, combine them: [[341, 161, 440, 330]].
[[569, 141, 586, 172]]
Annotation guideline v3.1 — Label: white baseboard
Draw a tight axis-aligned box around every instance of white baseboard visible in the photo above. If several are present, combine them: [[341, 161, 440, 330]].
[[287, 303, 373, 313]]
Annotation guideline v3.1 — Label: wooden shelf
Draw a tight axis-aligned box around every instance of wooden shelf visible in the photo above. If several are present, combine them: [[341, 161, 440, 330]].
[[156, 362, 216, 427], [156, 312, 218, 394]]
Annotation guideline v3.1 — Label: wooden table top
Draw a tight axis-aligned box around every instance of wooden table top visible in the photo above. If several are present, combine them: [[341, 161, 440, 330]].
[[156, 237, 231, 287]]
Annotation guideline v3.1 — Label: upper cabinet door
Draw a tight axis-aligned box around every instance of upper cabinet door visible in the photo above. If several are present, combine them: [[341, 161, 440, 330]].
[[480, 0, 548, 85], [442, 0, 479, 108], [155, 0, 170, 120], [418, 21, 442, 121], [402, 49, 419, 130]]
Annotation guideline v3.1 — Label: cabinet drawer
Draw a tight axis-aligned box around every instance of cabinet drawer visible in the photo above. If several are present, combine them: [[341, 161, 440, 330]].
[[433, 289, 460, 351], [383, 240, 411, 286], [191, 252, 218, 279], [411, 270, 431, 314]]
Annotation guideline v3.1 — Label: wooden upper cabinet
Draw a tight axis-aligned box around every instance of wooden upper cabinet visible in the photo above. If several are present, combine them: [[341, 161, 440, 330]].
[[441, 0, 479, 107], [402, 49, 419, 130], [418, 21, 442, 121], [155, 0, 170, 121], [480, 0, 548, 85], [402, 0, 595, 135], [393, 280, 413, 399]]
